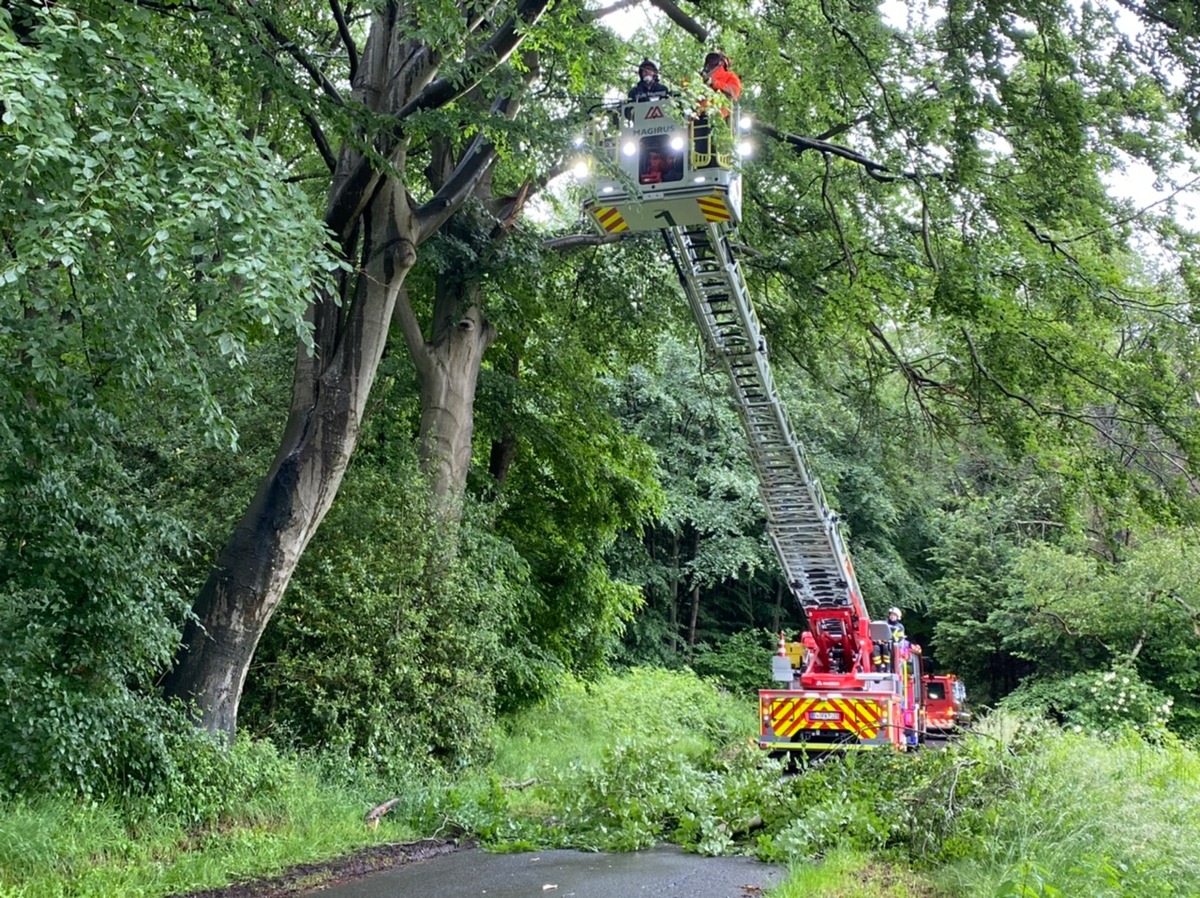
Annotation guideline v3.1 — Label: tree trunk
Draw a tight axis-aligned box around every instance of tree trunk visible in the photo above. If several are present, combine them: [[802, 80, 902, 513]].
[[412, 281, 496, 511], [687, 582, 701, 651], [164, 177, 418, 737], [488, 356, 521, 487], [669, 531, 680, 654]]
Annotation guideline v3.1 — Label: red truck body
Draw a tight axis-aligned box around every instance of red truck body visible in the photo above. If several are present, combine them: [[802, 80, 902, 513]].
[[922, 673, 969, 734]]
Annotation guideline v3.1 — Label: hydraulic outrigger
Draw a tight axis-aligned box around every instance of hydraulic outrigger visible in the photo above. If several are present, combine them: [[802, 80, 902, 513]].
[[582, 96, 925, 755]]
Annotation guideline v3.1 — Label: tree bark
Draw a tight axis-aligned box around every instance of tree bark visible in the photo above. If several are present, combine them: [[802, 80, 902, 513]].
[[409, 280, 496, 512], [669, 531, 680, 653], [488, 357, 521, 487]]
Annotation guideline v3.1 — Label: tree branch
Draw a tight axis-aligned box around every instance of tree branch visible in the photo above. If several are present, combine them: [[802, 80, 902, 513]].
[[304, 109, 338, 172], [543, 232, 625, 251], [821, 154, 856, 281], [329, 0, 360, 82], [646, 0, 708, 43], [591, 0, 642, 20], [393, 0, 551, 124], [391, 285, 433, 377], [961, 327, 1045, 416], [250, 7, 347, 106], [1033, 608, 1112, 652], [754, 121, 900, 181], [416, 85, 526, 241]]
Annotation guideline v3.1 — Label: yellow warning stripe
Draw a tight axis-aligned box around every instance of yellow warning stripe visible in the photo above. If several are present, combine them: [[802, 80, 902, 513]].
[[769, 697, 810, 738], [697, 195, 731, 222], [593, 206, 629, 233], [767, 697, 881, 741]]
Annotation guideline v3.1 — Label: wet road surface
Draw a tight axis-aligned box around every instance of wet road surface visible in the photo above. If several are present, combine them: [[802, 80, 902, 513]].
[[318, 844, 783, 898]]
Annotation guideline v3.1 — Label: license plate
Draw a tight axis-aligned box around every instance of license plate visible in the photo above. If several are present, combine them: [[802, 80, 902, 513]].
[[809, 711, 842, 721]]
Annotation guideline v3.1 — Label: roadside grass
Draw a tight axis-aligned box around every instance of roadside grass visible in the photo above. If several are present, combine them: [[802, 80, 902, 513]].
[[0, 768, 416, 898], [932, 722, 1200, 898], [0, 667, 750, 897], [767, 845, 943, 898], [3, 668, 1197, 898]]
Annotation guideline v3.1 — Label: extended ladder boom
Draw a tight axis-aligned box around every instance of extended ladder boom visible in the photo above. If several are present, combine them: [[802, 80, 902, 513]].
[[581, 99, 920, 748], [664, 224, 866, 624]]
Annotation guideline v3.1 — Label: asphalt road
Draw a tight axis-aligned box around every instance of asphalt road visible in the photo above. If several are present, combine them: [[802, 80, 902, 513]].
[[318, 845, 784, 898]]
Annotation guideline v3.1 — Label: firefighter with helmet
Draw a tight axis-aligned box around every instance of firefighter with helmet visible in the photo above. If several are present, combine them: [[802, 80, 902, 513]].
[[702, 51, 742, 102], [628, 58, 669, 102], [887, 607, 906, 642]]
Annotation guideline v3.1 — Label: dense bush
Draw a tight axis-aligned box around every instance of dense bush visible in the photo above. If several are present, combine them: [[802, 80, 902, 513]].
[[239, 436, 532, 770], [687, 629, 776, 695], [0, 406, 190, 799], [1000, 664, 1174, 736]]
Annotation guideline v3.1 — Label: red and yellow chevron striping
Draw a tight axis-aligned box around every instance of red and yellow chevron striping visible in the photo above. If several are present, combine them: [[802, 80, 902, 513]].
[[697, 194, 731, 222], [767, 696, 881, 741], [592, 206, 629, 233]]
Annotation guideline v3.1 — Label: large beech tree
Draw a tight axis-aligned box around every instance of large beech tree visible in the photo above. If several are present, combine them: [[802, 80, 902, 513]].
[[161, 0, 559, 736]]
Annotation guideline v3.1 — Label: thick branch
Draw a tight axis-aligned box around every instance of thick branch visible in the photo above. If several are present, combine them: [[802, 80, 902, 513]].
[[755, 120, 899, 181], [304, 110, 338, 172], [646, 0, 708, 42], [416, 88, 522, 241], [391, 285, 433, 377], [329, 0, 547, 242], [543, 232, 624, 251]]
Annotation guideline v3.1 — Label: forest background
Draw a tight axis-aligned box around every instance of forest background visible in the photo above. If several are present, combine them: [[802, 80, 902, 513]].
[[2, 0, 1200, 894]]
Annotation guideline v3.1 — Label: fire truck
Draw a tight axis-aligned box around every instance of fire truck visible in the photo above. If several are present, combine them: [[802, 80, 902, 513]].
[[922, 673, 970, 737], [581, 94, 935, 756]]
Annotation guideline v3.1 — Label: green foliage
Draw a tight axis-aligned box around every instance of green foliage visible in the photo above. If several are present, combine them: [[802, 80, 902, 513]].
[[0, 405, 190, 799], [426, 668, 766, 853], [471, 241, 668, 689], [0, 5, 336, 443], [241, 430, 526, 769], [5, 671, 1199, 898], [688, 629, 776, 695], [1001, 665, 1174, 737], [0, 2, 336, 801], [927, 717, 1200, 898], [0, 743, 412, 898]]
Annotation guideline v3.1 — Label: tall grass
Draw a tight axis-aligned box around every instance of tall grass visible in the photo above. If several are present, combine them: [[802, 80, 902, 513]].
[[0, 764, 420, 898], [931, 720, 1200, 898], [491, 667, 754, 778]]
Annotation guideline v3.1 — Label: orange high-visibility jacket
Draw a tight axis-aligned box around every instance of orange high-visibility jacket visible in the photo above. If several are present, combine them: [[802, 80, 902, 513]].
[[708, 66, 742, 101]]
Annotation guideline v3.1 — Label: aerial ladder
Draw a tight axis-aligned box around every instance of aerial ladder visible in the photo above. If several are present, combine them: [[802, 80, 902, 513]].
[[582, 97, 924, 754]]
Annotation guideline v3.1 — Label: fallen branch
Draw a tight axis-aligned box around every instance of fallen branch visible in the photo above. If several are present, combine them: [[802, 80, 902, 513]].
[[365, 798, 401, 828], [503, 777, 539, 790]]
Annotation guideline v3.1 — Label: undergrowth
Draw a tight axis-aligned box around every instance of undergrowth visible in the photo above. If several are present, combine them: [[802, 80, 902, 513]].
[[1, 667, 1197, 898]]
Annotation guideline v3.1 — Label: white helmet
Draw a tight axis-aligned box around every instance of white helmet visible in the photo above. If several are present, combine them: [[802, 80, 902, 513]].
[[888, 607, 902, 619]]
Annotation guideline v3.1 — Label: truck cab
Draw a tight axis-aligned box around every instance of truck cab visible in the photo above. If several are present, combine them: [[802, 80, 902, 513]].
[[922, 673, 970, 735]]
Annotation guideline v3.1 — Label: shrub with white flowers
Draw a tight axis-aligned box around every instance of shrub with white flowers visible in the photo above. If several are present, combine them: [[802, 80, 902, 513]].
[[1001, 665, 1173, 736]]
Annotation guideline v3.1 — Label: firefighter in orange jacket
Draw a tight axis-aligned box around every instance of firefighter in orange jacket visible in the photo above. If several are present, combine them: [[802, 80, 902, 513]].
[[694, 52, 741, 166], [702, 52, 742, 104]]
